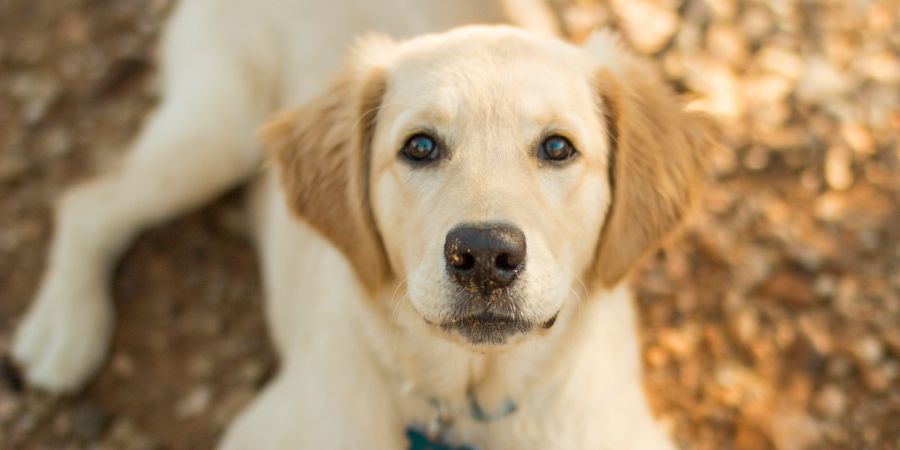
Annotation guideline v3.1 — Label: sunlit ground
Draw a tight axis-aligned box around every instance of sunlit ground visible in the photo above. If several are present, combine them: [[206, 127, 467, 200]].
[[0, 1, 897, 448]]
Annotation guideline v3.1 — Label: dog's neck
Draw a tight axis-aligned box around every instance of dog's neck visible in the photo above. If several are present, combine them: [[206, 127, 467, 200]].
[[362, 282, 609, 420]]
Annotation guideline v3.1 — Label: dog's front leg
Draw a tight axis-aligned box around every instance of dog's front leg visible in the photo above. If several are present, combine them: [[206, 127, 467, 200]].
[[11, 55, 270, 395], [220, 357, 405, 450]]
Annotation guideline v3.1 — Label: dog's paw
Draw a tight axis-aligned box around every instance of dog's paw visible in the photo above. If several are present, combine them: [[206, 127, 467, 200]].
[[11, 287, 113, 393]]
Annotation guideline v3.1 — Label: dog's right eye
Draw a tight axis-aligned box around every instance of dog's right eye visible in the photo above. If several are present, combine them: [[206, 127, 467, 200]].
[[538, 135, 577, 163], [400, 134, 439, 163]]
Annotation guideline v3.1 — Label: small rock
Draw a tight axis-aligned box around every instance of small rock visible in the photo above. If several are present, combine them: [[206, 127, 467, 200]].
[[237, 360, 268, 387], [706, 22, 748, 67], [658, 325, 700, 358], [71, 403, 111, 442], [850, 335, 884, 366], [709, 144, 738, 175], [44, 127, 73, 157], [840, 122, 875, 155], [740, 5, 774, 43], [676, 22, 703, 54], [52, 412, 72, 436], [0, 391, 21, 424], [814, 385, 846, 418], [102, 418, 160, 450], [856, 228, 880, 252], [862, 366, 891, 393], [611, 0, 679, 54], [824, 146, 854, 191], [798, 315, 833, 355], [187, 355, 215, 380], [735, 422, 771, 449], [214, 204, 250, 239], [813, 275, 836, 299], [744, 74, 793, 104], [10, 73, 60, 125], [826, 356, 854, 379], [743, 146, 770, 170], [862, 425, 881, 446], [813, 191, 847, 222], [664, 251, 691, 282], [882, 329, 900, 355], [762, 272, 816, 306], [0, 155, 29, 184], [562, 4, 611, 41], [713, 364, 770, 407], [731, 307, 760, 345], [797, 57, 854, 104], [823, 32, 857, 67], [58, 12, 90, 44], [769, 410, 822, 450], [176, 386, 212, 418], [691, 60, 744, 119], [111, 353, 136, 378], [195, 313, 224, 335], [756, 122, 805, 150], [856, 50, 900, 84], [757, 45, 804, 81], [704, 0, 736, 20], [645, 345, 669, 368], [704, 325, 731, 359], [774, 321, 797, 350], [800, 168, 822, 194], [867, 2, 896, 33], [20, 391, 56, 427]]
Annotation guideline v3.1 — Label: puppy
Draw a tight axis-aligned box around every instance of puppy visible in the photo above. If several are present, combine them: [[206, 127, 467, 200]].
[[11, 0, 715, 448]]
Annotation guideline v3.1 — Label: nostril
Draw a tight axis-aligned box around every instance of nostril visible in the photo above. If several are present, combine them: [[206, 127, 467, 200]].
[[494, 253, 520, 272], [449, 252, 475, 271]]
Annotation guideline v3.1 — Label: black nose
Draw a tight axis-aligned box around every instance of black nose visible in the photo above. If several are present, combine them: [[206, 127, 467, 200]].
[[444, 224, 526, 295]]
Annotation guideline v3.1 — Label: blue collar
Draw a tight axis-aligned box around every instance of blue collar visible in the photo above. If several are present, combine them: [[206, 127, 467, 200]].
[[466, 393, 517, 423], [409, 391, 517, 450], [406, 428, 477, 450]]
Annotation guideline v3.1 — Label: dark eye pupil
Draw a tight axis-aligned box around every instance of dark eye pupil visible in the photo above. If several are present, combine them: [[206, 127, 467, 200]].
[[542, 136, 573, 161], [404, 135, 436, 160]]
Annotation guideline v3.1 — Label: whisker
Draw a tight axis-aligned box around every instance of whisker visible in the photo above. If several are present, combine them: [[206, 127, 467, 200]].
[[573, 276, 589, 301], [350, 99, 415, 133], [570, 276, 591, 329], [389, 277, 409, 352]]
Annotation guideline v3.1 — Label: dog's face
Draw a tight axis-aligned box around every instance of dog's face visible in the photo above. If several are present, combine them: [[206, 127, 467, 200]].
[[368, 32, 610, 347], [266, 27, 714, 349]]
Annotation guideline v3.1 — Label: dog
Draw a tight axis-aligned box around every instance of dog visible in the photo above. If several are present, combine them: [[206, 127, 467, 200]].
[[10, 0, 716, 448]]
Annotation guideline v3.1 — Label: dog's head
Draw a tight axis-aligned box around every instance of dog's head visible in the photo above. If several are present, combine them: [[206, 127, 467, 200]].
[[264, 26, 715, 349]]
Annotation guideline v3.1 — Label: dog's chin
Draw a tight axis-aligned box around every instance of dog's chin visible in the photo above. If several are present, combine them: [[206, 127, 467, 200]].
[[410, 289, 562, 350], [429, 310, 561, 350], [439, 312, 534, 349]]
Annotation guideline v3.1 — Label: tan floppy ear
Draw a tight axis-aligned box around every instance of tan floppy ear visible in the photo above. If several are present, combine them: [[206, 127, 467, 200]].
[[589, 34, 717, 288], [261, 48, 392, 292]]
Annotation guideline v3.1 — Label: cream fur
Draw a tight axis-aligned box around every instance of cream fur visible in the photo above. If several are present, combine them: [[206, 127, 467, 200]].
[[11, 1, 715, 449]]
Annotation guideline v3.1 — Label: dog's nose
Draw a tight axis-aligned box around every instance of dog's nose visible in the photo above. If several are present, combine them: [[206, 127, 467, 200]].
[[444, 224, 526, 294]]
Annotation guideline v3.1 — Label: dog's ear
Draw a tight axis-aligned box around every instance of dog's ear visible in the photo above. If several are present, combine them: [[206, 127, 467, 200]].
[[586, 32, 718, 288], [261, 38, 395, 292]]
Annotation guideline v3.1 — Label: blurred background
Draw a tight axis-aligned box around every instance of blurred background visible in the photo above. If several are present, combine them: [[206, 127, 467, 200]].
[[0, 0, 897, 449]]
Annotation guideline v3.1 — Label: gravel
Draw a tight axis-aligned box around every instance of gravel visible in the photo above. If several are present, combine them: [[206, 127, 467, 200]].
[[1, 0, 898, 449]]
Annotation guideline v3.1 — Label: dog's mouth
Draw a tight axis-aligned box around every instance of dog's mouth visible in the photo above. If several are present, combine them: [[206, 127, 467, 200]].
[[416, 288, 562, 347], [439, 312, 534, 346]]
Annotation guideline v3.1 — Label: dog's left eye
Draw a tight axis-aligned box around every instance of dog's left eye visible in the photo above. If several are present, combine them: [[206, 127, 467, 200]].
[[539, 136, 577, 162], [401, 134, 439, 163]]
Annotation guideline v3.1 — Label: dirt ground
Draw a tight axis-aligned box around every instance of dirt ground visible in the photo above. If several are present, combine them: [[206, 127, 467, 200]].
[[0, 0, 898, 449]]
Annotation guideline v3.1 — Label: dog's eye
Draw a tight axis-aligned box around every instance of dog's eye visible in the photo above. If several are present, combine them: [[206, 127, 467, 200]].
[[401, 134, 439, 163], [539, 136, 577, 162]]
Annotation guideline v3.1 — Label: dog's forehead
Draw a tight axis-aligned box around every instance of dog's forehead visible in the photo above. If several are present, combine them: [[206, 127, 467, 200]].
[[383, 29, 596, 123]]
